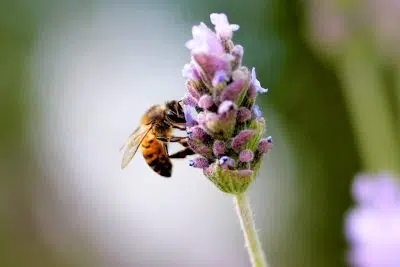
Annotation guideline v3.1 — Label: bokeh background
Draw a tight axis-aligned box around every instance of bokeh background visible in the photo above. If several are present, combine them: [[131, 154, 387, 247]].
[[1, 1, 399, 266]]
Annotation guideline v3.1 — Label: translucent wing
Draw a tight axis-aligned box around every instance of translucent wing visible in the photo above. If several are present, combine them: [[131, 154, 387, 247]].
[[120, 125, 152, 169]]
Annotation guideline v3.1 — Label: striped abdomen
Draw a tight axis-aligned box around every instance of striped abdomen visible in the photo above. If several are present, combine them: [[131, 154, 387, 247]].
[[140, 133, 172, 177]]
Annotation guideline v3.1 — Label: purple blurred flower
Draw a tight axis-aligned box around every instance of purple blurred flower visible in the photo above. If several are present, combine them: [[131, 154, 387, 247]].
[[345, 172, 400, 267], [182, 13, 271, 194]]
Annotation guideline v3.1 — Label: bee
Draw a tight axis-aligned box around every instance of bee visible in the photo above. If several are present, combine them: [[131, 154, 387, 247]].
[[120, 100, 194, 177]]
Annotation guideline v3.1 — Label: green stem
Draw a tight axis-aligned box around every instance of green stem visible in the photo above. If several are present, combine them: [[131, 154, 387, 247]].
[[234, 193, 268, 267], [339, 40, 400, 174]]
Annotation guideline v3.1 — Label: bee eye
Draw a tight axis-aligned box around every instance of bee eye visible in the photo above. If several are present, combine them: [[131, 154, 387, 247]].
[[167, 110, 175, 116]]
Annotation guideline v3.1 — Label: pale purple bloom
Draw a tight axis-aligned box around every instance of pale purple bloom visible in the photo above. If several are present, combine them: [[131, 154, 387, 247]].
[[183, 94, 198, 107], [345, 172, 400, 267], [182, 13, 271, 194], [182, 63, 196, 80], [183, 105, 198, 127], [212, 70, 229, 87], [210, 13, 239, 40], [185, 22, 224, 55], [198, 94, 214, 109], [252, 105, 263, 118], [251, 67, 268, 94]]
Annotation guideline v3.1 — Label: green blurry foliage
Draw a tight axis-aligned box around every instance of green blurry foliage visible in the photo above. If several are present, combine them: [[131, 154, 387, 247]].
[[0, 2, 74, 267]]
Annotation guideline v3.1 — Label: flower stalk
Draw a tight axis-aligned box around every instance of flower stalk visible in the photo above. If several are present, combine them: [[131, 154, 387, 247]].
[[235, 193, 269, 267]]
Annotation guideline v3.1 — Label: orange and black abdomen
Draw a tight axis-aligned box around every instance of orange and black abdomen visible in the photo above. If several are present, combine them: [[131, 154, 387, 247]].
[[140, 134, 172, 177]]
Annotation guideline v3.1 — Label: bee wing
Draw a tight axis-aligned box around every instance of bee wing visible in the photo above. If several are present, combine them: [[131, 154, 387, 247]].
[[120, 125, 153, 169]]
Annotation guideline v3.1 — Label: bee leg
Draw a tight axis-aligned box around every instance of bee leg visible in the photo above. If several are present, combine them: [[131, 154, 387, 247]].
[[169, 138, 194, 158], [169, 147, 195, 159], [157, 136, 186, 143], [163, 120, 186, 131], [172, 125, 186, 131], [178, 139, 189, 147]]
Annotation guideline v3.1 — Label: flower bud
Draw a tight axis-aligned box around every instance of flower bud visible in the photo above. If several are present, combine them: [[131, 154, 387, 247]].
[[189, 157, 210, 168], [237, 107, 252, 122], [188, 126, 212, 143], [231, 130, 255, 153], [258, 137, 273, 154], [213, 140, 226, 156], [231, 44, 244, 70], [187, 139, 213, 159], [239, 149, 254, 163]]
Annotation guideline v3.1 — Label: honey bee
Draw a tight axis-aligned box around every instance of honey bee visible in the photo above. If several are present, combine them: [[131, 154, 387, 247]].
[[121, 100, 194, 177]]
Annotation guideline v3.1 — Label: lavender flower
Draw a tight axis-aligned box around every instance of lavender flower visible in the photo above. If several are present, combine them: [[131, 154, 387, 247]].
[[182, 13, 271, 194], [345, 172, 400, 267]]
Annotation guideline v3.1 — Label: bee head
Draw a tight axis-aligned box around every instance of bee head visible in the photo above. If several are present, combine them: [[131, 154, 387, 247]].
[[165, 100, 186, 124]]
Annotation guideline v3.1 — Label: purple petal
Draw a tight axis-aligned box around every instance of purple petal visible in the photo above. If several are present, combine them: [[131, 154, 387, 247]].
[[252, 105, 263, 118], [185, 22, 224, 55], [184, 105, 198, 127], [193, 54, 231, 85], [182, 94, 198, 107], [218, 100, 236, 115], [212, 70, 228, 87], [219, 156, 235, 169], [220, 79, 247, 103], [210, 13, 240, 40], [198, 94, 214, 109], [251, 67, 268, 94], [182, 62, 200, 80]]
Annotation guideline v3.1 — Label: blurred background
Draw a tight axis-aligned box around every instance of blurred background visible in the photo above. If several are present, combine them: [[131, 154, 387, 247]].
[[1, 0, 399, 266]]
